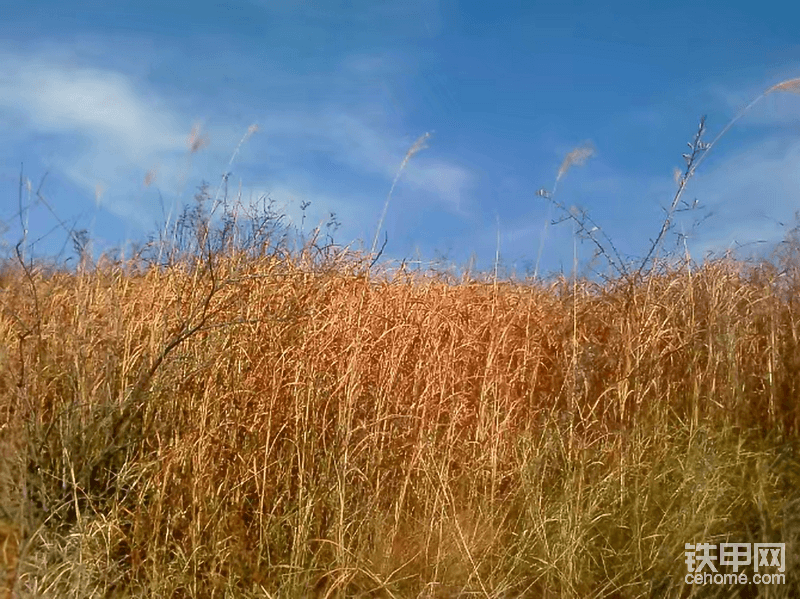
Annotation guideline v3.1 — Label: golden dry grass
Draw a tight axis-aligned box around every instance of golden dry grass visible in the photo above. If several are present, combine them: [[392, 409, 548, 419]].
[[0, 245, 798, 598], [0, 520, 20, 599]]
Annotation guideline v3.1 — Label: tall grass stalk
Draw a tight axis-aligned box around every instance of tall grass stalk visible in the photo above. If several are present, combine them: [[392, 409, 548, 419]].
[[637, 78, 800, 276], [533, 141, 595, 280], [370, 132, 431, 257]]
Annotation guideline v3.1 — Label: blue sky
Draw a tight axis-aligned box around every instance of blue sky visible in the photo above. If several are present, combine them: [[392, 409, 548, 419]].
[[2, 1, 800, 280]]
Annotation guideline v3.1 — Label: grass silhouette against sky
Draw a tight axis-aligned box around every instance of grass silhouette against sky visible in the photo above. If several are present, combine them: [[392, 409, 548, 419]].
[[2, 0, 800, 277]]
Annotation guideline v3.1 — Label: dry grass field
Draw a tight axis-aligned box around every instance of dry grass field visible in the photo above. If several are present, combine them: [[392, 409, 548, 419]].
[[2, 80, 800, 598], [1, 235, 799, 598]]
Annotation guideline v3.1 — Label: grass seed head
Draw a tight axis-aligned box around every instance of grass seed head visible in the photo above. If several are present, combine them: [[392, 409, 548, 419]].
[[766, 77, 800, 95], [187, 122, 209, 154], [557, 141, 595, 182]]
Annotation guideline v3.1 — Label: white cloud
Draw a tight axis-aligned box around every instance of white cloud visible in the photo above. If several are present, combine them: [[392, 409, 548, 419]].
[[0, 52, 184, 159], [238, 110, 476, 214], [404, 160, 476, 213], [0, 49, 194, 226], [0, 46, 478, 254]]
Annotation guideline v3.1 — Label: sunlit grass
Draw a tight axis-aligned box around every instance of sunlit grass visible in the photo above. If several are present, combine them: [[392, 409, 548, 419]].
[[2, 243, 799, 598], [2, 77, 800, 598]]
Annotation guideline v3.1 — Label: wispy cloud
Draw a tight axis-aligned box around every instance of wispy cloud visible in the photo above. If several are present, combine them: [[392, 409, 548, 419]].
[[709, 71, 800, 127], [0, 49, 190, 228], [0, 51, 183, 158], [0, 45, 477, 246], [5, 4, 796, 277]]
